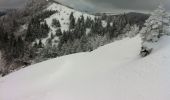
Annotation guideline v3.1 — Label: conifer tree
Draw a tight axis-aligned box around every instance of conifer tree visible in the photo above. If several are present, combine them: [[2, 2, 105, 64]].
[[140, 4, 170, 57], [52, 19, 61, 28], [38, 39, 43, 48], [56, 28, 62, 37], [69, 12, 75, 29]]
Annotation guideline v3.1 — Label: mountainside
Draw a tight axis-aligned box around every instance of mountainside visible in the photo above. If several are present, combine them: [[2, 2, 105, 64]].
[[46, 2, 94, 31], [41, 2, 95, 44], [1, 1, 170, 100], [0, 0, 95, 75], [0, 0, 149, 76], [0, 35, 170, 100]]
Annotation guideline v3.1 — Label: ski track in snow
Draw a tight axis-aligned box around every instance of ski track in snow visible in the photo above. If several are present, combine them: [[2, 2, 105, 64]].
[[0, 35, 170, 100]]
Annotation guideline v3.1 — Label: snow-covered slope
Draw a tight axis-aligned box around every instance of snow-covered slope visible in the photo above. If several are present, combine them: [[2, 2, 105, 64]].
[[46, 3, 94, 31], [41, 2, 94, 43], [0, 35, 170, 100]]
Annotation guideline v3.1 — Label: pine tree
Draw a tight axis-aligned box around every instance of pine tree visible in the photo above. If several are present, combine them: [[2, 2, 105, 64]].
[[51, 33, 54, 39], [91, 18, 103, 35], [69, 12, 75, 29], [55, 28, 62, 37], [140, 4, 170, 57], [85, 17, 93, 28], [38, 39, 43, 48], [33, 42, 38, 48], [80, 35, 88, 52], [25, 22, 34, 42], [80, 15, 85, 26], [52, 19, 61, 28]]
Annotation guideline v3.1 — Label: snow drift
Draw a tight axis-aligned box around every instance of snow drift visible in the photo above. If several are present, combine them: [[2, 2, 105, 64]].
[[0, 35, 170, 100]]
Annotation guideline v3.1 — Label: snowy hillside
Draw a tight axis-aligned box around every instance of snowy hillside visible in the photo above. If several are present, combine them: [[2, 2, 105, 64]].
[[0, 35, 170, 100], [46, 3, 94, 31], [42, 2, 94, 43]]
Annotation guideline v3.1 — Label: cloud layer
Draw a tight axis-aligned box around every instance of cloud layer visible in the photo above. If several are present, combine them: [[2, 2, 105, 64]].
[[0, 0, 27, 9], [0, 0, 170, 12]]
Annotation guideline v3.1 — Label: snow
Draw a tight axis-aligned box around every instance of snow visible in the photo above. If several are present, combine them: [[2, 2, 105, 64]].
[[86, 28, 91, 35], [102, 20, 107, 27], [41, 3, 94, 45], [0, 35, 170, 100]]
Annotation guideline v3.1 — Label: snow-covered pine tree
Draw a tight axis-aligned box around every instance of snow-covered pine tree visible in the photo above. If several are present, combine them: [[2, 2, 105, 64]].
[[69, 12, 75, 29], [140, 4, 170, 57]]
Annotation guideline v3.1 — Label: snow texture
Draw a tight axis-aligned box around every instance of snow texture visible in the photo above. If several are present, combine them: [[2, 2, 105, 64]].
[[0, 35, 170, 100]]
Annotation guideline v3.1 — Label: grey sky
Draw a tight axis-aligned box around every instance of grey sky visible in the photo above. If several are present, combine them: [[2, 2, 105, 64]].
[[0, 0, 26, 9], [0, 0, 170, 12]]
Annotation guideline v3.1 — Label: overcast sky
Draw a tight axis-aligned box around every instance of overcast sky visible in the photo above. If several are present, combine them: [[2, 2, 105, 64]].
[[0, 0, 170, 12]]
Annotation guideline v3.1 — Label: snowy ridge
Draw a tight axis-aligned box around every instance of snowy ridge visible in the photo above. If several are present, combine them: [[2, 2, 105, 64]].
[[41, 2, 94, 44], [0, 35, 170, 100], [46, 2, 94, 31]]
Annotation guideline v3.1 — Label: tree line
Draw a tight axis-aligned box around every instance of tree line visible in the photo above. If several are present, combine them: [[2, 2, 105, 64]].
[[37, 12, 149, 61]]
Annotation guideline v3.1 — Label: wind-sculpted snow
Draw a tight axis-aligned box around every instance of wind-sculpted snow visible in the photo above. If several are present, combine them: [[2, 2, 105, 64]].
[[0, 35, 170, 100]]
